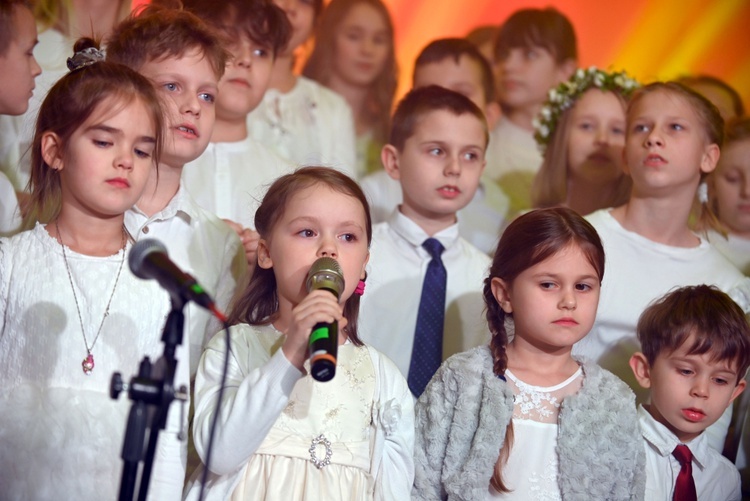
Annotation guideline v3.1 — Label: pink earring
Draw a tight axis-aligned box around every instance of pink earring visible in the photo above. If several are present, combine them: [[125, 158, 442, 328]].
[[354, 279, 366, 296]]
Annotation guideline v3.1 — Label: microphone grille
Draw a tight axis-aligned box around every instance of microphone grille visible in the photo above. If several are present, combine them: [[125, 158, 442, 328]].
[[306, 257, 345, 296], [128, 238, 168, 279]]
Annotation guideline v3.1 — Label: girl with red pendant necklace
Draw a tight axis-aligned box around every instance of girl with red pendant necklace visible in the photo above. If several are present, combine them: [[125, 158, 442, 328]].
[[0, 39, 187, 500]]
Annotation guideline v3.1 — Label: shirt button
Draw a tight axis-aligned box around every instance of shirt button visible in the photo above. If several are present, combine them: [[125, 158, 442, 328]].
[[142, 226, 150, 234]]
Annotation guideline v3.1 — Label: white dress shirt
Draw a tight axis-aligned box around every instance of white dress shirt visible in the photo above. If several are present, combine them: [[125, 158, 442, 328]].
[[359, 210, 491, 377], [639, 405, 741, 501], [360, 170, 509, 255], [707, 229, 750, 276], [182, 136, 293, 229], [125, 186, 247, 376]]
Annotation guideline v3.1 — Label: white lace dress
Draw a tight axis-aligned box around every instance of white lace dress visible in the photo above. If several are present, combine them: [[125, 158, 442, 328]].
[[488, 367, 584, 500]]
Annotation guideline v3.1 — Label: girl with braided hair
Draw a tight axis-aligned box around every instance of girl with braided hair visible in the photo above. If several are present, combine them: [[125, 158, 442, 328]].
[[413, 207, 645, 500]]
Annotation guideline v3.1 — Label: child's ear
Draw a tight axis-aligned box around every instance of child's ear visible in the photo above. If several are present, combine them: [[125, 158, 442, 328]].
[[381, 144, 401, 181], [729, 378, 747, 406], [629, 352, 652, 389], [361, 251, 370, 280], [699, 143, 720, 174], [41, 132, 64, 171], [256, 238, 273, 269], [490, 277, 513, 314], [485, 101, 502, 130]]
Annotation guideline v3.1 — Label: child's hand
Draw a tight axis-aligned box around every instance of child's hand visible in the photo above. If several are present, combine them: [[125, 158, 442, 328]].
[[282, 289, 347, 371], [223, 219, 260, 274]]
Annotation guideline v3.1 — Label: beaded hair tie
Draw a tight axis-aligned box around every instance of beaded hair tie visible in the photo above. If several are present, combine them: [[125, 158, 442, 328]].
[[66, 47, 106, 72]]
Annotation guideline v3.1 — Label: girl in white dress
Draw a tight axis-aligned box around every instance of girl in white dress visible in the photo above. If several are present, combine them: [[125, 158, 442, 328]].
[[302, 0, 397, 177], [0, 40, 188, 499], [413, 207, 645, 500], [707, 116, 750, 275], [186, 167, 414, 501]]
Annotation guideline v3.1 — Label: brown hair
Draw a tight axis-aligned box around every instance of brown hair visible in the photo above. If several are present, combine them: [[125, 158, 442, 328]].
[[228, 166, 372, 345], [532, 89, 632, 209], [637, 285, 750, 382], [678, 74, 745, 120], [105, 3, 228, 80], [389, 85, 488, 151], [303, 0, 397, 145], [483, 207, 604, 491], [414, 37, 496, 105], [493, 7, 577, 64], [628, 82, 725, 234], [25, 38, 164, 227], [181, 0, 291, 58], [0, 0, 32, 57]]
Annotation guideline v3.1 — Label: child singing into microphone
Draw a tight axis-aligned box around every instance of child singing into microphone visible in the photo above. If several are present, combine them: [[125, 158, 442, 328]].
[[185, 167, 414, 501]]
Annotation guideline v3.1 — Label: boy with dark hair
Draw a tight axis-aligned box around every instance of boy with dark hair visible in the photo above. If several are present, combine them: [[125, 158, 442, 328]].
[[0, 0, 40, 234], [629, 285, 750, 501], [490, 7, 577, 214], [361, 37, 508, 254], [359, 86, 491, 397], [181, 0, 294, 271]]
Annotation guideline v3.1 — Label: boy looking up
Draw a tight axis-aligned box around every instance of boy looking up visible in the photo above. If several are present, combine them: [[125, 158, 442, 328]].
[[181, 0, 294, 267], [359, 86, 491, 397], [106, 5, 247, 378], [629, 285, 750, 501], [361, 38, 508, 254], [490, 7, 577, 214]]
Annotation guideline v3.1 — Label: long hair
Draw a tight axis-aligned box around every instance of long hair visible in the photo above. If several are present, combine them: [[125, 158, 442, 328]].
[[628, 82, 725, 234], [228, 167, 372, 345], [532, 89, 632, 209], [484, 207, 604, 491], [302, 0, 397, 144], [25, 38, 164, 228]]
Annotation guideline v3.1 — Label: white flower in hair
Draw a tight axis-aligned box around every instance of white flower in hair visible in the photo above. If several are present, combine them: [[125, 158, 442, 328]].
[[533, 67, 641, 153]]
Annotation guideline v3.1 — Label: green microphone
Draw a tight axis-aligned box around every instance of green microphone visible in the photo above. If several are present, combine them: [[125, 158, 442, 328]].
[[305, 257, 345, 382]]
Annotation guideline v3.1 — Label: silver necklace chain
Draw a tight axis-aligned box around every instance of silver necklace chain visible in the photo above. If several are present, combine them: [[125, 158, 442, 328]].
[[56, 221, 126, 374]]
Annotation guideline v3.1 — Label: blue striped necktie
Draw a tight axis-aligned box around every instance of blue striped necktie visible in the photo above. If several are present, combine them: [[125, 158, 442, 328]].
[[408, 237, 447, 397]]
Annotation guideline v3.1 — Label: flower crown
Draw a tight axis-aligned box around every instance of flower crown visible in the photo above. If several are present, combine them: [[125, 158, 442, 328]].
[[533, 66, 640, 152]]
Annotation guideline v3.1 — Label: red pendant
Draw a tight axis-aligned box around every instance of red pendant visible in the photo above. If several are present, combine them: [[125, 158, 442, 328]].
[[82, 353, 95, 375]]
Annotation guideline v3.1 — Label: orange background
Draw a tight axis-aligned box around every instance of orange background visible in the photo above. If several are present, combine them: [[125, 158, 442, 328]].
[[134, 0, 750, 108]]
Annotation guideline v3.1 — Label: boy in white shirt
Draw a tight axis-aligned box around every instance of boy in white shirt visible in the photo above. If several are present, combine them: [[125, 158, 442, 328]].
[[0, 0, 41, 235], [361, 38, 508, 254], [359, 86, 491, 396], [181, 0, 294, 263], [629, 285, 750, 501], [490, 7, 577, 214], [106, 5, 247, 376]]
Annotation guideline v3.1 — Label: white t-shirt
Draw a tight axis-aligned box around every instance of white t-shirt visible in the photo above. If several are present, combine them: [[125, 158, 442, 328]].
[[358, 211, 491, 378], [182, 136, 293, 229], [125, 186, 247, 376], [247, 76, 358, 179], [360, 170, 509, 255], [638, 405, 741, 501], [707, 229, 750, 276]]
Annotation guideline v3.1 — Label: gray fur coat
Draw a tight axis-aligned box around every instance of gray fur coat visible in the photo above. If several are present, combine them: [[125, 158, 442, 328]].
[[412, 345, 646, 500]]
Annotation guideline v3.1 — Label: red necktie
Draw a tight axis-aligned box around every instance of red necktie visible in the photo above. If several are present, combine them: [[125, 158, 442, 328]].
[[673, 444, 697, 501]]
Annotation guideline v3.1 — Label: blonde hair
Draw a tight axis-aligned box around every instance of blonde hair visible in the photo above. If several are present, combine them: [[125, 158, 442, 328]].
[[532, 89, 632, 209]]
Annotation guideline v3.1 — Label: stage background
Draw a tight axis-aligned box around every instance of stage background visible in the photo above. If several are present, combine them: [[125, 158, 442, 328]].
[[134, 0, 750, 109]]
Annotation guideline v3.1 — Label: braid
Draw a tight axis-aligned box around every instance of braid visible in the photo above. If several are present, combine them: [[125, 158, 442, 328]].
[[483, 275, 509, 378]]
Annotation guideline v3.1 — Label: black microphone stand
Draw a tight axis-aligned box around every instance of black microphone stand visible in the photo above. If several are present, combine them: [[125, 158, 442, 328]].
[[111, 295, 189, 501]]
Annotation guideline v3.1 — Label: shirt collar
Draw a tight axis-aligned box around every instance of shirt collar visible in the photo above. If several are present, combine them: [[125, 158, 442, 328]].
[[130, 185, 200, 225], [638, 404, 709, 469], [386, 208, 459, 251]]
